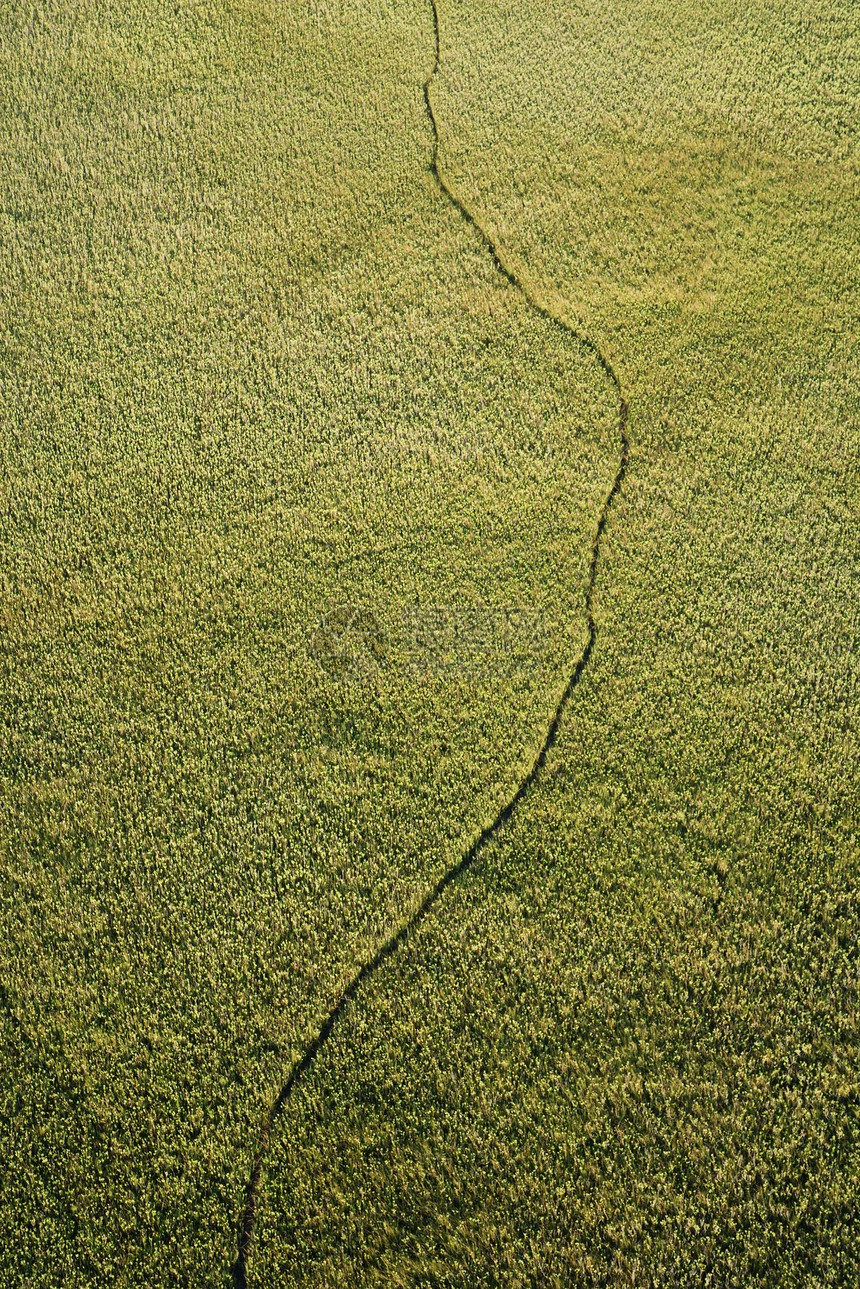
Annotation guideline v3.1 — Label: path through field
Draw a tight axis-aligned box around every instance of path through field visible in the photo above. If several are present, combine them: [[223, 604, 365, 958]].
[[232, 3, 629, 1281]]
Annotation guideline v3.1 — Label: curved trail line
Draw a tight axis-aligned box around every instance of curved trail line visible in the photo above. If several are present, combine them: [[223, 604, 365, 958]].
[[232, 5, 629, 1284]]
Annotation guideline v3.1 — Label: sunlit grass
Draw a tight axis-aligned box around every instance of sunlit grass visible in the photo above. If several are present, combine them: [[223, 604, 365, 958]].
[[1, 0, 858, 1284]]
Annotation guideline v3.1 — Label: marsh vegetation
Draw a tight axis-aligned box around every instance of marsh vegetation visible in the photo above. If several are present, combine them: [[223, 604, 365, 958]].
[[1, 0, 857, 1284]]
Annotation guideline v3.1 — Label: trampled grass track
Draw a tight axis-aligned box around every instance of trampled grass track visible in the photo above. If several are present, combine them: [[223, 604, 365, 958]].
[[232, 4, 629, 1282]]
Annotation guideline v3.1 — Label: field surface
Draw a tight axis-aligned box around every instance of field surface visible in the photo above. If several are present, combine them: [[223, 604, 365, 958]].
[[1, 0, 858, 1285]]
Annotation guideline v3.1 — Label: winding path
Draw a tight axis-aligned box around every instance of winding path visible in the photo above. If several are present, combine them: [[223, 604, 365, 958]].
[[232, 5, 629, 1283]]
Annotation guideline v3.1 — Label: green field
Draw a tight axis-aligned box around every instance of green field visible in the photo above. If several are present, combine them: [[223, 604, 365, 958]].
[[1, 0, 858, 1284]]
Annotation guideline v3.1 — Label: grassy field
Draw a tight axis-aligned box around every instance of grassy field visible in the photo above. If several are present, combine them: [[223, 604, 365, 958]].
[[1, 0, 858, 1285]]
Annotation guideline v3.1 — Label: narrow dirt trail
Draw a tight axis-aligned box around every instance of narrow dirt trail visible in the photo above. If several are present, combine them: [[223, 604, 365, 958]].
[[231, 5, 628, 1284]]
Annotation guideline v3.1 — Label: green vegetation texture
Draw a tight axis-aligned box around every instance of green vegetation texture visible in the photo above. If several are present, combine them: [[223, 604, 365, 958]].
[[1, 0, 858, 1285]]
